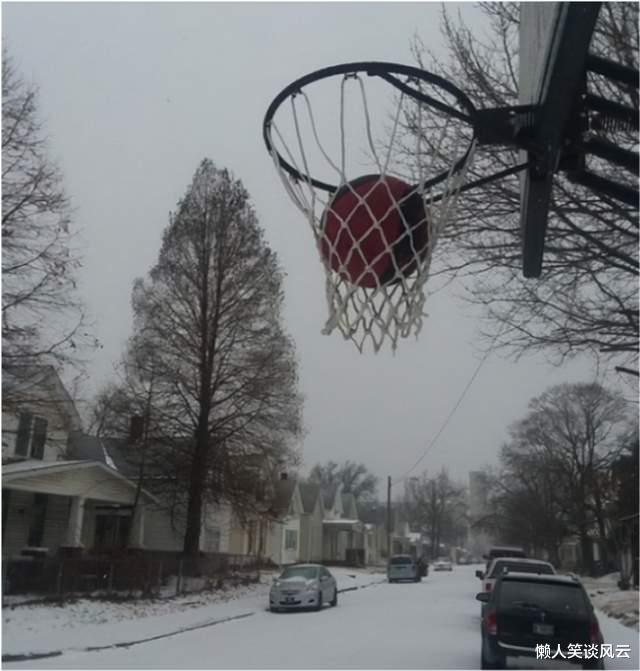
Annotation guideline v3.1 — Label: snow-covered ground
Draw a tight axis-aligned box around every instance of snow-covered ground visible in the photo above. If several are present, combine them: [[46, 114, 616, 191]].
[[2, 565, 638, 669], [2, 567, 384, 659], [582, 573, 639, 630]]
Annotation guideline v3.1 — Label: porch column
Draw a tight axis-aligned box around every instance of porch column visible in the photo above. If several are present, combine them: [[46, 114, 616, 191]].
[[128, 503, 145, 549], [65, 496, 86, 548]]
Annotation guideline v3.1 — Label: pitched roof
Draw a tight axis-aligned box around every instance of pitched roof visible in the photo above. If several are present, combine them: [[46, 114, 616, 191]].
[[273, 478, 297, 515], [67, 433, 139, 478], [298, 482, 321, 513]]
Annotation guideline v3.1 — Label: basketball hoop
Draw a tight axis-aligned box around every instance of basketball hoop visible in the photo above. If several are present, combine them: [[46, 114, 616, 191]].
[[263, 52, 638, 351], [263, 62, 478, 352]]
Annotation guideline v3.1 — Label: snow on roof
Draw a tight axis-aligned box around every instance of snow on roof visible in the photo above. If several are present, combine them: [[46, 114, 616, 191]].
[[102, 443, 117, 470], [2, 459, 88, 475], [490, 557, 552, 565], [323, 518, 360, 525], [503, 572, 579, 584]]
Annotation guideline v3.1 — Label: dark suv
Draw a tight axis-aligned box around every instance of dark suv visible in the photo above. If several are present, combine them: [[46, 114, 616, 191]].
[[476, 572, 604, 670]]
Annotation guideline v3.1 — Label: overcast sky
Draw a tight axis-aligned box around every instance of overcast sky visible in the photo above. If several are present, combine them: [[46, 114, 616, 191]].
[[3, 2, 632, 497]]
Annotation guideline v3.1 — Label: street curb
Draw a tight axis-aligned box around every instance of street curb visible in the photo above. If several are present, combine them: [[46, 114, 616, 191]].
[[338, 578, 386, 594], [2, 612, 254, 664], [2, 651, 63, 664]]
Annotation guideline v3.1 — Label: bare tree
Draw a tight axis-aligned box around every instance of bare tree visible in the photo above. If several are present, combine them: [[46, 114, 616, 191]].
[[309, 460, 379, 502], [404, 469, 466, 558], [129, 158, 303, 558], [2, 51, 92, 399], [402, 3, 638, 369], [485, 382, 629, 573]]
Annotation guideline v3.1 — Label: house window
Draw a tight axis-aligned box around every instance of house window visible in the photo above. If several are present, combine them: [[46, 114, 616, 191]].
[[15, 412, 33, 456], [14, 412, 48, 460], [31, 418, 48, 459], [285, 529, 297, 551], [27, 493, 48, 547]]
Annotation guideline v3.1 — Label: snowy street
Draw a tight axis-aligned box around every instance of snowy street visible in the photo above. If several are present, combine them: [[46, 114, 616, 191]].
[[3, 565, 638, 669]]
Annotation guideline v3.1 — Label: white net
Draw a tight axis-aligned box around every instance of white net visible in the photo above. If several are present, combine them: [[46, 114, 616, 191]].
[[267, 68, 476, 352]]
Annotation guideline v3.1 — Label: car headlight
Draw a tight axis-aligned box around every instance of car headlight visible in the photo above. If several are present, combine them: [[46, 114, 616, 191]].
[[306, 579, 319, 590]]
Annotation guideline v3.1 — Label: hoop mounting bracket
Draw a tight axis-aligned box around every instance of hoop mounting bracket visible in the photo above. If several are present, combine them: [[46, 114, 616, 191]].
[[474, 105, 539, 148]]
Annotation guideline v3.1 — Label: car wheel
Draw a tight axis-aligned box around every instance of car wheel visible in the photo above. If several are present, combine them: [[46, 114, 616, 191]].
[[480, 646, 493, 670], [314, 590, 323, 611], [270, 606, 280, 613], [481, 642, 505, 670], [330, 588, 338, 607]]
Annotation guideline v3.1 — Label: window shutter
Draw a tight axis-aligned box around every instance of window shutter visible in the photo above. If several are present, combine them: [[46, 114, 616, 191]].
[[15, 412, 33, 456], [31, 417, 48, 460]]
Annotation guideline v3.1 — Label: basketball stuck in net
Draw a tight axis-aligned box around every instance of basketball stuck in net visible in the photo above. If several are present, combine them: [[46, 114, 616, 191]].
[[263, 62, 478, 351], [320, 175, 429, 289]]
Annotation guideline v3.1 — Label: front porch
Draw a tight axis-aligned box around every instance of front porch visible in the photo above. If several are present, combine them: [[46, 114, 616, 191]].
[[2, 460, 156, 560], [322, 519, 365, 566]]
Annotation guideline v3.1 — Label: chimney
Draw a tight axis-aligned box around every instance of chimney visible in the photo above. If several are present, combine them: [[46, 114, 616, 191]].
[[129, 415, 144, 443], [280, 472, 288, 481]]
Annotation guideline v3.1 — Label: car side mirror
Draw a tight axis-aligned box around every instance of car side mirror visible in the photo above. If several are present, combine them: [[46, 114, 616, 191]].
[[475, 570, 484, 579], [476, 592, 490, 603]]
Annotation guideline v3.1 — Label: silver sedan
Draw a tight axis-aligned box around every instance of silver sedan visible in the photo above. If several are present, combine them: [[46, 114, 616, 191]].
[[269, 564, 338, 612]]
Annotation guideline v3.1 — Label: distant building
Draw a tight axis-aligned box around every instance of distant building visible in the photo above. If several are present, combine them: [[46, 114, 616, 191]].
[[468, 471, 493, 558]]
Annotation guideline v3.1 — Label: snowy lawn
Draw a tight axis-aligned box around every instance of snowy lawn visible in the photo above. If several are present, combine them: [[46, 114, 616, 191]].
[[2, 566, 384, 658], [582, 573, 639, 631], [2, 566, 637, 669]]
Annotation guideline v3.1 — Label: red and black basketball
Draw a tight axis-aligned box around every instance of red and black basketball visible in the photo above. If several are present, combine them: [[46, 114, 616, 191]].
[[319, 175, 429, 288]]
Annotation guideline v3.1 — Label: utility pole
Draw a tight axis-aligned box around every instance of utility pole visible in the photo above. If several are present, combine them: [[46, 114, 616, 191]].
[[386, 476, 392, 559]]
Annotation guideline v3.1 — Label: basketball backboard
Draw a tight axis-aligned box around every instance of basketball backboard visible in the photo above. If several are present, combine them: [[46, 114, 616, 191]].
[[519, 2, 602, 278]]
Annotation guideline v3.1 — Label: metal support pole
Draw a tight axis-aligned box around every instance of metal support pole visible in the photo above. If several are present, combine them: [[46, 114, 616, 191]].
[[386, 476, 392, 559]]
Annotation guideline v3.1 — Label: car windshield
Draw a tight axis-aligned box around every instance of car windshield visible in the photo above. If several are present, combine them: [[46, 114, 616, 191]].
[[280, 566, 319, 580], [390, 557, 413, 565], [499, 581, 589, 616], [490, 560, 553, 577]]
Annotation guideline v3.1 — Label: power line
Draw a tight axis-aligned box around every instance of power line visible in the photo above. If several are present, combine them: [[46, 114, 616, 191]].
[[392, 347, 492, 486]]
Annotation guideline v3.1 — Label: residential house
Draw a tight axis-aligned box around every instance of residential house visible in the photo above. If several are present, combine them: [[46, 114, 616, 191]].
[[68, 433, 233, 555], [298, 482, 324, 562], [322, 484, 365, 564], [2, 367, 231, 559], [228, 475, 310, 566], [2, 367, 156, 559]]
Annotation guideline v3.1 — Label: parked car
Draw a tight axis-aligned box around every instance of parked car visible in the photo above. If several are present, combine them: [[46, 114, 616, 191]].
[[269, 564, 338, 612], [387, 554, 421, 582], [476, 557, 556, 595], [476, 572, 604, 670], [483, 546, 527, 571], [433, 558, 453, 571]]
